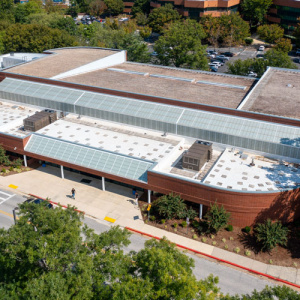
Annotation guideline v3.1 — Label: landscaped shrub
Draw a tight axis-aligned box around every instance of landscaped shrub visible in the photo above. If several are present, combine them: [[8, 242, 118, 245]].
[[224, 244, 228, 250], [181, 221, 187, 228], [204, 202, 231, 233], [244, 37, 253, 45], [210, 234, 215, 239], [0, 146, 10, 166], [229, 236, 234, 241], [212, 241, 217, 246], [226, 225, 233, 232], [243, 226, 251, 233], [234, 247, 240, 254], [221, 238, 226, 243], [150, 215, 156, 222], [1, 168, 6, 173], [201, 237, 207, 243], [245, 250, 251, 256], [161, 219, 166, 224], [192, 220, 199, 228], [173, 223, 178, 228], [12, 158, 23, 168], [9, 166, 14, 171], [255, 219, 289, 252], [193, 234, 198, 240], [185, 208, 197, 220], [152, 193, 187, 220]]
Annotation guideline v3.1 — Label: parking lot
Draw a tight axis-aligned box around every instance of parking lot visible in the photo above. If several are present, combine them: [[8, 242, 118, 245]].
[[207, 45, 300, 74]]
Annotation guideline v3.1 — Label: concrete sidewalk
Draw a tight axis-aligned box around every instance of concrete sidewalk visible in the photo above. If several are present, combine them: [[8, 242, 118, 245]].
[[1, 166, 299, 287]]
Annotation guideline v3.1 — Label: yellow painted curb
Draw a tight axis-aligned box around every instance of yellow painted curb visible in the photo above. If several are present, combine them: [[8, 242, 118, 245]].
[[8, 184, 18, 189], [104, 216, 116, 223]]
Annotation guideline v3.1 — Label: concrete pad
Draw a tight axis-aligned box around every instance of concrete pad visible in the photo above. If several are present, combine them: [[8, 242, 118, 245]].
[[266, 265, 283, 278], [296, 270, 300, 285], [279, 267, 297, 283], [251, 260, 268, 274]]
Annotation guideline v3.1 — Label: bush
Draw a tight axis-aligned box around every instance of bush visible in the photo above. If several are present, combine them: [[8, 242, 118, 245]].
[[9, 166, 14, 171], [245, 250, 251, 256], [221, 238, 226, 243], [185, 208, 197, 220], [255, 219, 289, 252], [192, 220, 199, 228], [229, 236, 234, 241], [161, 219, 166, 224], [150, 215, 156, 222], [181, 221, 187, 228], [245, 37, 253, 45], [193, 234, 198, 240], [12, 158, 23, 168], [204, 202, 231, 233], [152, 193, 187, 220], [224, 244, 228, 250], [243, 226, 251, 233], [226, 225, 233, 232], [173, 223, 178, 228], [212, 241, 217, 246], [1, 168, 6, 173], [201, 237, 207, 243], [210, 234, 215, 239], [234, 247, 240, 254]]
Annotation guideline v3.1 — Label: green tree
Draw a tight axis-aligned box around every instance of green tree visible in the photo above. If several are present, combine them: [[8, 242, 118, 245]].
[[67, 0, 80, 17], [14, 0, 43, 24], [0, 0, 14, 21], [0, 201, 222, 299], [241, 0, 273, 27], [104, 0, 124, 15], [219, 13, 250, 47], [89, 0, 106, 16], [147, 3, 181, 34], [135, 12, 148, 26], [264, 49, 297, 69], [254, 219, 289, 252], [200, 15, 222, 50], [257, 24, 284, 43], [204, 202, 231, 233], [0, 145, 10, 166], [274, 38, 292, 53], [131, 0, 150, 17], [152, 193, 187, 220], [228, 58, 253, 76], [3, 24, 77, 53], [154, 19, 208, 69]]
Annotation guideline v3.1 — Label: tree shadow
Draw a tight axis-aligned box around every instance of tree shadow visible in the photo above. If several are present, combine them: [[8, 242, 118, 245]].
[[280, 137, 300, 148], [238, 232, 261, 255]]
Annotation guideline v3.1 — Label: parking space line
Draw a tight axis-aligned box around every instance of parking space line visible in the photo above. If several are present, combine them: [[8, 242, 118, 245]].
[[0, 191, 15, 205]]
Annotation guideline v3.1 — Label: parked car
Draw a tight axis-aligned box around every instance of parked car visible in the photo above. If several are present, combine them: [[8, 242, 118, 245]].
[[211, 59, 224, 66], [221, 52, 234, 57], [258, 45, 265, 51], [209, 62, 221, 68], [24, 198, 53, 209], [151, 51, 158, 56], [216, 55, 230, 61], [248, 71, 257, 78], [207, 50, 218, 55], [207, 54, 216, 59], [296, 49, 300, 56], [294, 58, 300, 63], [210, 66, 218, 72], [256, 54, 264, 59]]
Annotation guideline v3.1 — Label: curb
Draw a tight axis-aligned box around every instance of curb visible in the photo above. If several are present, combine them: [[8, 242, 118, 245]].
[[125, 227, 300, 290], [28, 194, 85, 214]]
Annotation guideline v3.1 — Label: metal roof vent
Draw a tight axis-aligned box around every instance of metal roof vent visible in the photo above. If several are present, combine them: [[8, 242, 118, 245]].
[[286, 84, 293, 88]]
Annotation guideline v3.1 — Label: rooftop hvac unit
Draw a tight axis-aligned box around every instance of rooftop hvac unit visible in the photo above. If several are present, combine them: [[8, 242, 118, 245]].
[[23, 110, 57, 132], [182, 140, 213, 171]]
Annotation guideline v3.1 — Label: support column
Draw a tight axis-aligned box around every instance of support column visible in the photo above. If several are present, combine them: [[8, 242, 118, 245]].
[[60, 165, 64, 179], [102, 177, 105, 191], [23, 155, 27, 167], [199, 204, 203, 219], [147, 190, 151, 204]]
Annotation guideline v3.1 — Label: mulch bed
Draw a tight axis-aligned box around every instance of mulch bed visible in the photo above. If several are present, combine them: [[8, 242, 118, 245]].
[[138, 202, 300, 268]]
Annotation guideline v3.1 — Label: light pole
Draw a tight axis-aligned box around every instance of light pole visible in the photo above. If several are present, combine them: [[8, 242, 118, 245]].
[[12, 207, 19, 225]]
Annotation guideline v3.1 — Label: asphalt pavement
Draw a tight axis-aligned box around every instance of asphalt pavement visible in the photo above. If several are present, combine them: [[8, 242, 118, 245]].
[[0, 187, 275, 296]]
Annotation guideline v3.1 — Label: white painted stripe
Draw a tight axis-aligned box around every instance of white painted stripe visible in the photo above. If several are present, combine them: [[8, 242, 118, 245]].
[[0, 191, 15, 205]]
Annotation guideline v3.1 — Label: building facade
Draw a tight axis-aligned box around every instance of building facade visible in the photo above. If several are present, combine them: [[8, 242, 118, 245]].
[[267, 0, 300, 30]]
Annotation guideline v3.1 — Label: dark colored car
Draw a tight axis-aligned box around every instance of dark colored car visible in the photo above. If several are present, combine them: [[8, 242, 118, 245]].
[[294, 58, 300, 64], [24, 198, 53, 209], [221, 52, 234, 57], [210, 66, 218, 72]]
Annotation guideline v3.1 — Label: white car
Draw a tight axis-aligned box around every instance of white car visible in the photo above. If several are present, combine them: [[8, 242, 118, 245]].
[[258, 45, 265, 51], [248, 71, 257, 77], [209, 62, 221, 68]]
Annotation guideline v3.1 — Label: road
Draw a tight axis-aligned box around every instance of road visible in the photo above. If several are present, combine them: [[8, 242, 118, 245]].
[[0, 187, 275, 296]]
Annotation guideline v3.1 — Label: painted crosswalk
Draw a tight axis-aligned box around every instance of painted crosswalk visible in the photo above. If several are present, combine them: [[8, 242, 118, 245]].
[[0, 191, 15, 205]]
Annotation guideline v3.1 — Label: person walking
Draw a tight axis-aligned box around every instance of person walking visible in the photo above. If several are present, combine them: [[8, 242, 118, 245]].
[[135, 192, 139, 206], [71, 188, 76, 199]]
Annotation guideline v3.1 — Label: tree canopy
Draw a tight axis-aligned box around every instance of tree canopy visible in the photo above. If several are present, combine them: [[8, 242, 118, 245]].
[[0, 202, 223, 299], [104, 0, 124, 15], [241, 0, 272, 27], [154, 19, 208, 69], [257, 24, 284, 44], [147, 3, 181, 34]]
